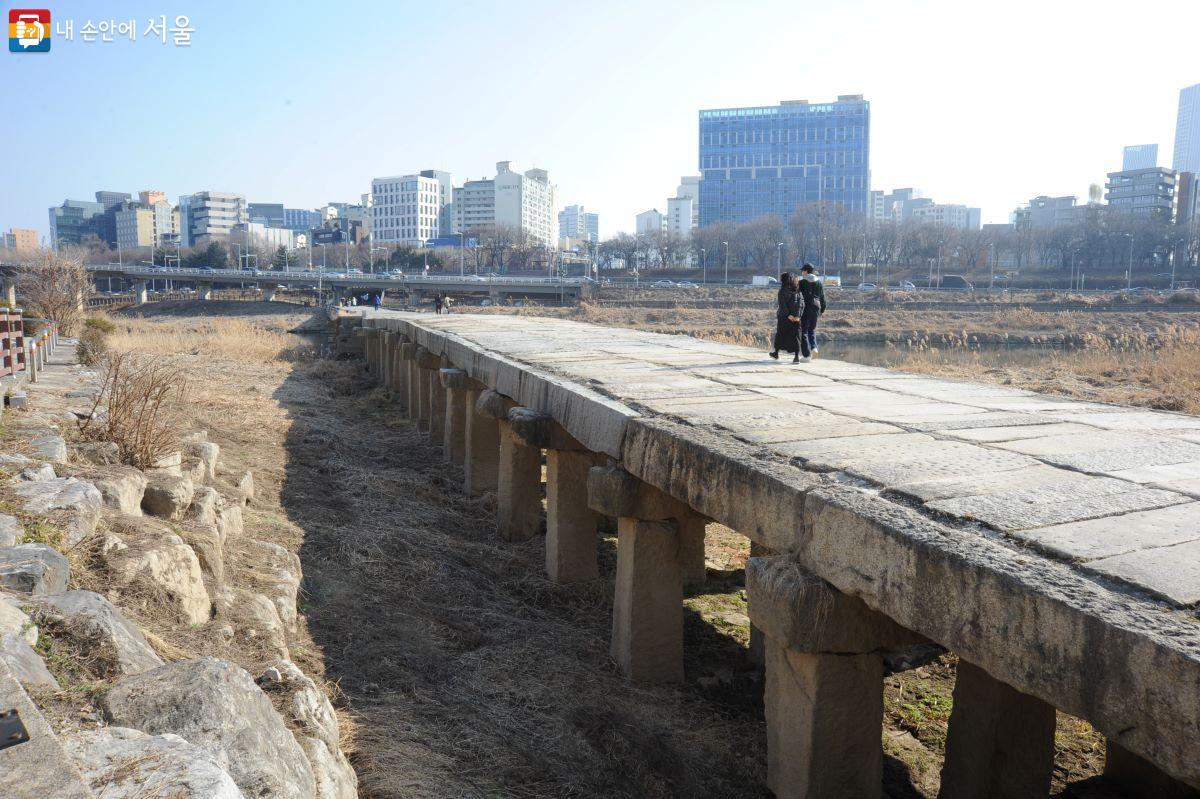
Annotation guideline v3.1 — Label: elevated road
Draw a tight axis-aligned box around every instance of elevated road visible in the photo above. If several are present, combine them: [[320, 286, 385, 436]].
[[350, 309, 1200, 795], [85, 264, 591, 304]]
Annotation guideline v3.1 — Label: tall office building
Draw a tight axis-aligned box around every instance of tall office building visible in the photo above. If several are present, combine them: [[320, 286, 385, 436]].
[[1177, 172, 1199, 229], [452, 162, 556, 247], [1123, 145, 1158, 171], [559, 205, 600, 243], [370, 172, 450, 246], [697, 95, 870, 226], [453, 177, 496, 236], [139, 190, 168, 206], [283, 208, 321, 232], [48, 199, 105, 248], [178, 191, 247, 247], [1105, 168, 1177, 221], [1173, 83, 1200, 174], [94, 190, 132, 245]]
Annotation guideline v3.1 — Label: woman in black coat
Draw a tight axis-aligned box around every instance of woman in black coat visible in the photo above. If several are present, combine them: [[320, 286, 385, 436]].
[[769, 274, 805, 362]]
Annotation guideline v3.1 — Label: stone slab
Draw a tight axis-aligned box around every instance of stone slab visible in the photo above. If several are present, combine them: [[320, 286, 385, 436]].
[[1085, 538, 1200, 606], [1015, 502, 1200, 562], [928, 484, 1186, 533], [943, 422, 1101, 443], [887, 464, 1095, 504], [1037, 441, 1200, 474]]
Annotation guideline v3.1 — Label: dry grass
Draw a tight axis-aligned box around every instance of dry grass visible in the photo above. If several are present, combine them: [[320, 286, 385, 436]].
[[80, 352, 190, 470], [897, 325, 1200, 414]]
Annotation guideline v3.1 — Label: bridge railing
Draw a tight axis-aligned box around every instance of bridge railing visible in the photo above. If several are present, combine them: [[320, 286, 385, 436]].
[[0, 308, 25, 379], [85, 264, 587, 286]]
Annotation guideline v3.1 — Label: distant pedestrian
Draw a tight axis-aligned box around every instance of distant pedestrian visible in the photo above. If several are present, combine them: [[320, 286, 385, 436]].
[[349, 296, 357, 307], [797, 263, 826, 356], [434, 293, 444, 315], [373, 293, 381, 311], [443, 296, 453, 313]]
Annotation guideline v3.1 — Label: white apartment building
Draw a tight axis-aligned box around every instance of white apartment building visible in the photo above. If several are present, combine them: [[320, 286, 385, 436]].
[[635, 208, 665, 235], [178, 191, 247, 247], [370, 172, 448, 246], [676, 176, 700, 227], [236, 222, 297, 250], [495, 162, 556, 247], [666, 196, 694, 240], [452, 178, 496, 236], [115, 202, 179, 249]]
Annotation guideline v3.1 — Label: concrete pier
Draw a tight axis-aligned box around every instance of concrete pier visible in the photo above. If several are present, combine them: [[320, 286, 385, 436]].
[[466, 390, 502, 496], [939, 660, 1056, 799], [748, 557, 926, 798], [351, 309, 1200, 792], [439, 368, 470, 466]]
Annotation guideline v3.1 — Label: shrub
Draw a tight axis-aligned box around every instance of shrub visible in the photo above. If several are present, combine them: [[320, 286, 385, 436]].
[[77, 317, 115, 366], [78, 352, 189, 469]]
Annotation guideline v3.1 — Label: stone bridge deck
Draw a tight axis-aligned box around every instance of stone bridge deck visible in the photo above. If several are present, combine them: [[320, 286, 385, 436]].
[[353, 310, 1200, 796]]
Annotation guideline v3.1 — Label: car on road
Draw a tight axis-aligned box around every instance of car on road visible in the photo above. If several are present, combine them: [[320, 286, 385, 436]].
[[857, 282, 878, 291], [463, 274, 485, 282], [348, 269, 364, 275], [678, 281, 699, 289], [938, 274, 974, 290], [652, 280, 675, 288], [898, 280, 916, 291]]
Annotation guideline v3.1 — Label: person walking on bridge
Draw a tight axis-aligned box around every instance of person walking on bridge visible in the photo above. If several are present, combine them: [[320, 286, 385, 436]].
[[768, 273, 807, 363], [797, 263, 826, 357]]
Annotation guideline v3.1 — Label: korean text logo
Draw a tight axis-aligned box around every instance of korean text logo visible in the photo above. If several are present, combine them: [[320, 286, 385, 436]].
[[9, 8, 50, 52]]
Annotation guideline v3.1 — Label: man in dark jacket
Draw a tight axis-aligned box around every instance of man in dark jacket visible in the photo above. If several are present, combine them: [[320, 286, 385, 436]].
[[797, 263, 826, 356]]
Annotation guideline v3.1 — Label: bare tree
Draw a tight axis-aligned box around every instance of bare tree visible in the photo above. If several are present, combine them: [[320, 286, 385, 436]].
[[17, 247, 91, 334]]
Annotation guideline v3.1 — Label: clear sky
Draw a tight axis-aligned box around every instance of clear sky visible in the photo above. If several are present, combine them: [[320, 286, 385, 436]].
[[4, 0, 1199, 242]]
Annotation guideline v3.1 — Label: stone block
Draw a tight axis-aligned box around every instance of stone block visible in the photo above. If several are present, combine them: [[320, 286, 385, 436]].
[[611, 517, 683, 683]]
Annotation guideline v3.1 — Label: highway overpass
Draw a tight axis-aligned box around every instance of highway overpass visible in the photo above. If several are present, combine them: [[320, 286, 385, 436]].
[[84, 264, 593, 305]]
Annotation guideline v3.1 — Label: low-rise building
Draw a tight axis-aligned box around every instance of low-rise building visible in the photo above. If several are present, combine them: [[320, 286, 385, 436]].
[[179, 191, 248, 247], [666, 196, 695, 239], [371, 171, 450, 247], [1105, 167, 1176, 221], [636, 209, 665, 235], [1012, 195, 1079, 228], [1, 228, 38, 251], [910, 203, 981, 230], [115, 202, 179, 249]]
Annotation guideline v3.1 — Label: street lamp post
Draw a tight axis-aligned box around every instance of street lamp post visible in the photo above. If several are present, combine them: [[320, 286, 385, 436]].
[[1124, 233, 1134, 291], [722, 240, 729, 285], [700, 247, 706, 285], [318, 243, 327, 304], [776, 242, 784, 280]]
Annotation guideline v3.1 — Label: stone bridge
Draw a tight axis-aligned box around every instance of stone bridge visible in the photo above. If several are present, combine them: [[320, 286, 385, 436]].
[[343, 309, 1200, 798]]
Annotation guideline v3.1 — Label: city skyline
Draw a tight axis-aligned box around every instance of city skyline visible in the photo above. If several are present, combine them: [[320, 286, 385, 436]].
[[3, 0, 1199, 243]]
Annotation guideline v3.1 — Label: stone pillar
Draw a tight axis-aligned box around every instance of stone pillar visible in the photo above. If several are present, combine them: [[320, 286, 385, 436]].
[[506, 407, 606, 584], [379, 331, 395, 390], [466, 389, 503, 496], [588, 465, 705, 683], [439, 368, 470, 465], [1104, 741, 1200, 799], [428, 360, 447, 446], [939, 661, 1057, 799], [496, 411, 542, 542], [748, 541, 773, 666], [546, 449, 603, 583], [360, 326, 377, 374], [198, 282, 213, 301], [414, 346, 437, 433], [3, 281, 16, 309], [133, 280, 148, 305], [399, 342, 417, 419], [747, 556, 927, 799], [677, 516, 707, 590], [264, 286, 277, 302], [391, 335, 408, 406]]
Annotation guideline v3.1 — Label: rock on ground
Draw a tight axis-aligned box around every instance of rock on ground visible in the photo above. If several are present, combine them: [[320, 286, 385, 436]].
[[64, 726, 245, 799], [28, 431, 68, 463], [242, 540, 301, 631], [186, 441, 220, 484], [100, 527, 211, 625], [0, 594, 38, 645], [31, 590, 163, 677], [0, 544, 69, 595], [103, 657, 316, 799], [302, 735, 358, 799], [0, 631, 58, 689], [190, 486, 220, 526], [141, 474, 195, 520], [71, 441, 120, 466], [0, 514, 23, 548], [214, 587, 288, 659], [91, 466, 149, 516], [11, 477, 102, 545]]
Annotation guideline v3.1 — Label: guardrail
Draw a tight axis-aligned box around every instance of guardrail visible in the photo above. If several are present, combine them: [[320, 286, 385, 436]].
[[0, 308, 25, 379], [85, 265, 588, 286]]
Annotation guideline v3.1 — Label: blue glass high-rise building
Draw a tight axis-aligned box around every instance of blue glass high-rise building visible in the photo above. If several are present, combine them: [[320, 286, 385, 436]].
[[698, 95, 870, 226]]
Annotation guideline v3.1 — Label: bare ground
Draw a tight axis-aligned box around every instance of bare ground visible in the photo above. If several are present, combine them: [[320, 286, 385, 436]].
[[56, 300, 1136, 797]]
